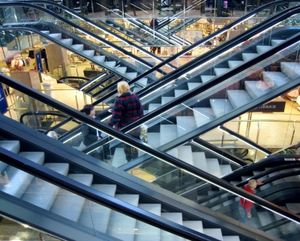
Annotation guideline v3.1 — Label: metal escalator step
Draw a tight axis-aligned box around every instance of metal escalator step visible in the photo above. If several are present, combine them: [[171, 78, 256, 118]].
[[135, 204, 161, 241], [71, 44, 84, 51], [245, 81, 271, 99], [79, 184, 117, 233], [22, 163, 69, 210], [227, 90, 252, 108], [203, 228, 223, 241], [49, 33, 62, 39], [177, 145, 193, 165], [214, 67, 230, 76], [193, 152, 208, 172], [0, 140, 20, 173], [160, 125, 177, 146], [192, 108, 214, 126], [210, 99, 233, 118], [228, 60, 244, 69], [176, 116, 197, 136], [61, 38, 73, 45], [2, 152, 45, 197], [94, 55, 105, 62], [51, 174, 93, 222], [108, 194, 139, 241], [183, 220, 203, 234], [161, 212, 183, 241], [242, 53, 258, 61], [82, 50, 95, 57], [256, 45, 272, 54], [262, 71, 289, 87], [207, 158, 221, 177], [280, 62, 300, 80]]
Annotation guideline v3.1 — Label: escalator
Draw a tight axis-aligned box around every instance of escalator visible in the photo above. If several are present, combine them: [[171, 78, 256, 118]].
[[57, 7, 300, 170], [3, 1, 299, 102], [0, 114, 265, 241], [1, 68, 299, 240], [0, 2, 166, 88]]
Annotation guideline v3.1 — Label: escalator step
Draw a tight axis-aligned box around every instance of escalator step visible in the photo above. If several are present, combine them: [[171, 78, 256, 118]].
[[192, 108, 214, 126], [203, 228, 223, 241], [256, 45, 273, 54], [136, 203, 161, 241], [242, 53, 258, 61], [51, 174, 93, 222], [2, 152, 45, 197], [161, 212, 183, 241], [183, 220, 203, 234], [22, 163, 69, 210], [227, 90, 252, 108], [176, 116, 197, 136], [210, 99, 233, 118], [193, 152, 208, 172], [280, 62, 300, 80], [263, 71, 289, 87], [228, 60, 244, 69], [108, 194, 139, 241], [79, 184, 117, 233], [245, 81, 270, 99], [0, 140, 20, 173]]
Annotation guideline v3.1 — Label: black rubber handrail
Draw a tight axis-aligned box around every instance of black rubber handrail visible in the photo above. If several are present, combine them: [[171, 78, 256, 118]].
[[20, 111, 68, 126], [0, 2, 158, 73], [219, 125, 272, 155], [1, 70, 300, 225], [192, 137, 248, 166], [0, 146, 216, 241]]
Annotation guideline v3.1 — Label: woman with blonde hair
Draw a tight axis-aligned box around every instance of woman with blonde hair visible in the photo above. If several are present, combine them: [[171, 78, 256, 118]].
[[110, 81, 144, 161]]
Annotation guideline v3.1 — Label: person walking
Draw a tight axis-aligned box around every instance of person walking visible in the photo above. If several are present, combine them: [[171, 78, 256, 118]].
[[109, 81, 144, 161]]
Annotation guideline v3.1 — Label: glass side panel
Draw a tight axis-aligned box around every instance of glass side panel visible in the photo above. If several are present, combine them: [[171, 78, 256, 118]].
[[0, 148, 191, 241], [0, 214, 63, 241], [200, 125, 269, 163]]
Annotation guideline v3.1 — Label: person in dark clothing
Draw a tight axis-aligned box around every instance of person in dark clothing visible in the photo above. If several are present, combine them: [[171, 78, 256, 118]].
[[81, 104, 110, 159], [149, 18, 161, 55], [109, 81, 144, 161]]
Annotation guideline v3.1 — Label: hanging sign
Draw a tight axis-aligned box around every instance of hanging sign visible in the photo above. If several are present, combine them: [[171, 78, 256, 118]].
[[0, 84, 8, 114]]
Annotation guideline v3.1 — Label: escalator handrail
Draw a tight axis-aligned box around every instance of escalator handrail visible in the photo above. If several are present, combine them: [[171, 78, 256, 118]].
[[20, 0, 176, 70], [92, 0, 300, 107], [1, 72, 300, 225], [192, 137, 248, 166], [219, 125, 271, 155], [20, 111, 69, 126], [0, 2, 157, 72], [196, 158, 300, 204], [0, 146, 216, 241]]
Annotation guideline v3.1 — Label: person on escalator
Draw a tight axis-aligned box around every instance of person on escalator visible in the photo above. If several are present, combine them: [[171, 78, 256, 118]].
[[81, 104, 110, 160], [239, 179, 263, 223], [149, 18, 161, 55], [109, 81, 144, 161]]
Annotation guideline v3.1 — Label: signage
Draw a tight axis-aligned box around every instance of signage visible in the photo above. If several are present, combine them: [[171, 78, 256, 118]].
[[35, 51, 43, 72], [251, 101, 286, 112], [0, 84, 8, 114]]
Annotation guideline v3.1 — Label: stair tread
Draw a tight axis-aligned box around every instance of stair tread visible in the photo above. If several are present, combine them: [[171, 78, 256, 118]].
[[2, 152, 45, 197], [177, 146, 193, 165], [227, 90, 252, 108], [108, 194, 139, 241], [176, 116, 197, 136], [22, 163, 69, 210], [192, 108, 214, 126], [160, 125, 177, 145], [210, 99, 233, 117], [79, 184, 117, 233], [263, 71, 289, 87], [245, 80, 272, 98], [51, 174, 93, 221]]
